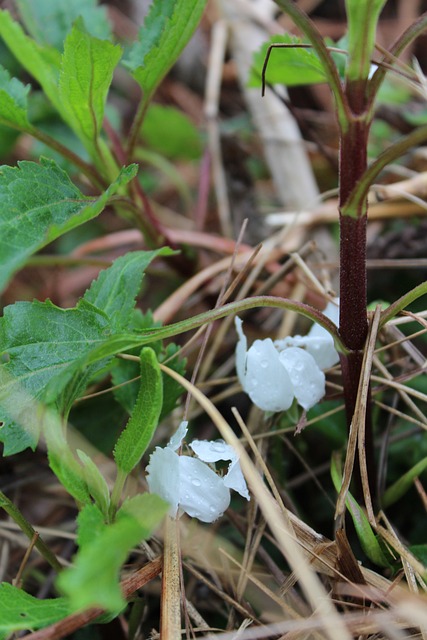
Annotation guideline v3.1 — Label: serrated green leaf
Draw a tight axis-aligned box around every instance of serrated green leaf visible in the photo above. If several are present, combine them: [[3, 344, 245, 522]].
[[124, 0, 207, 105], [0, 583, 69, 637], [0, 246, 163, 454], [331, 455, 390, 568], [77, 450, 110, 516], [58, 19, 122, 155], [382, 456, 427, 508], [58, 494, 168, 612], [114, 348, 162, 474], [0, 65, 31, 130], [16, 0, 112, 50], [0, 10, 61, 111], [84, 249, 174, 333], [0, 298, 110, 454], [249, 34, 327, 88], [0, 158, 137, 292]]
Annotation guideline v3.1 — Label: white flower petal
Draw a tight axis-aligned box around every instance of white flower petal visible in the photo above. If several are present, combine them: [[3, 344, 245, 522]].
[[146, 446, 180, 517], [178, 456, 230, 522], [308, 299, 339, 340], [235, 317, 248, 390], [245, 338, 294, 412], [224, 459, 250, 500], [190, 439, 237, 464], [279, 347, 325, 411], [167, 420, 188, 451]]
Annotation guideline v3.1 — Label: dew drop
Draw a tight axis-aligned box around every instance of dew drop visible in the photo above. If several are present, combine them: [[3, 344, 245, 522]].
[[191, 478, 201, 487], [260, 360, 268, 368]]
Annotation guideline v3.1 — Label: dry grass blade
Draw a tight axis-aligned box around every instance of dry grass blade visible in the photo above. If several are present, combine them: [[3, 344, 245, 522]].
[[160, 516, 182, 639], [336, 305, 382, 523]]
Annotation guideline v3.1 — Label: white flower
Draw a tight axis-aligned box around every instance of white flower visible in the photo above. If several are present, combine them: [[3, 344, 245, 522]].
[[235, 299, 339, 413], [146, 422, 249, 523]]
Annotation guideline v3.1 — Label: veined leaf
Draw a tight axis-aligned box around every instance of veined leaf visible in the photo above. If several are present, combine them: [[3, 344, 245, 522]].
[[0, 299, 110, 454], [0, 249, 170, 454], [59, 19, 122, 155], [58, 496, 168, 612], [16, 0, 112, 50], [0, 583, 69, 638], [0, 158, 137, 292], [249, 34, 327, 88], [0, 66, 30, 130], [0, 10, 61, 111], [114, 348, 163, 474], [84, 249, 174, 333], [124, 0, 207, 105]]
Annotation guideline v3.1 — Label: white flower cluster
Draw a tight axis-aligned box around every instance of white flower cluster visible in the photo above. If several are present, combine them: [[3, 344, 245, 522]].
[[235, 299, 340, 413], [146, 422, 249, 523]]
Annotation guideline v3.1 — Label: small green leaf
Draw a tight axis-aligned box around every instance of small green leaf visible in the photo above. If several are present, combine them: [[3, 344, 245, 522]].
[[58, 19, 122, 156], [84, 249, 174, 333], [0, 65, 31, 130], [141, 104, 202, 160], [0, 159, 137, 292], [75, 503, 107, 548], [16, 0, 112, 50], [0, 10, 61, 111], [124, 0, 207, 104], [58, 495, 168, 612], [249, 34, 327, 88], [114, 348, 163, 474], [0, 583, 69, 637], [331, 456, 390, 568], [77, 450, 110, 516], [382, 456, 427, 508]]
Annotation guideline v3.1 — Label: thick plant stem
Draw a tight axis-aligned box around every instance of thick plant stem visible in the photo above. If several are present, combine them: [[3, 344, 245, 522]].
[[339, 98, 375, 498]]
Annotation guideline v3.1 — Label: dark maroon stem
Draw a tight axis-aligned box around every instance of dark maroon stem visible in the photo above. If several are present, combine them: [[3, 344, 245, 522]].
[[338, 83, 375, 499]]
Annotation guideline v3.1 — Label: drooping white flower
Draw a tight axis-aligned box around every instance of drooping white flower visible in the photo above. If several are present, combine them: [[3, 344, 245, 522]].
[[146, 422, 249, 523], [235, 299, 339, 413]]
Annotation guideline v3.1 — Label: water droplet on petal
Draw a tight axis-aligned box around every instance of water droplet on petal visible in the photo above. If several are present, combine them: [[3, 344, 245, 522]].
[[191, 478, 201, 487], [260, 360, 268, 368]]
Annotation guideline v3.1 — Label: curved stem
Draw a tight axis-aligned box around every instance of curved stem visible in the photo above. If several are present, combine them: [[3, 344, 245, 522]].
[[380, 281, 427, 328], [84, 296, 348, 368], [0, 490, 62, 573], [368, 12, 427, 107], [345, 123, 427, 215], [273, 0, 350, 130]]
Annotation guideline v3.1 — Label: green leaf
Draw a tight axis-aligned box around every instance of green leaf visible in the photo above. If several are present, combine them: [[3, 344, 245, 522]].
[[124, 0, 207, 104], [141, 104, 202, 160], [0, 583, 69, 638], [0, 10, 61, 111], [84, 249, 174, 333], [331, 456, 390, 568], [58, 19, 122, 155], [382, 456, 427, 508], [114, 348, 163, 474], [0, 158, 137, 292], [16, 0, 112, 50], [77, 450, 110, 516], [0, 299, 111, 454], [112, 310, 186, 422], [0, 246, 164, 454], [0, 65, 31, 130], [249, 34, 327, 88], [58, 495, 168, 612]]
